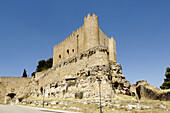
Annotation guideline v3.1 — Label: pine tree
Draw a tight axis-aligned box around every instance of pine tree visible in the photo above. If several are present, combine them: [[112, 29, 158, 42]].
[[22, 69, 28, 77], [160, 67, 170, 89]]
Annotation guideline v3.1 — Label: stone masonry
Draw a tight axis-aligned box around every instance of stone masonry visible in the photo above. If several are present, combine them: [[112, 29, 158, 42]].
[[0, 77, 31, 104], [0, 13, 131, 104], [53, 13, 117, 66]]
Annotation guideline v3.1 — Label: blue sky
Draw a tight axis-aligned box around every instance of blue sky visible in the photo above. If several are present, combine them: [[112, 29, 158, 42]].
[[0, 0, 169, 87]]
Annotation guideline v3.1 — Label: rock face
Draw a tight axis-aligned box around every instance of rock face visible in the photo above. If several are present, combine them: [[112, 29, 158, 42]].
[[134, 80, 170, 101], [29, 63, 130, 100], [110, 62, 131, 95], [158, 91, 170, 101]]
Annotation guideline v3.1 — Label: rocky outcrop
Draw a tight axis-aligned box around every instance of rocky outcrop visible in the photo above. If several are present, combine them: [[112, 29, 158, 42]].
[[30, 65, 114, 99], [135, 80, 170, 101], [158, 90, 170, 101], [110, 61, 131, 95], [25, 62, 131, 100]]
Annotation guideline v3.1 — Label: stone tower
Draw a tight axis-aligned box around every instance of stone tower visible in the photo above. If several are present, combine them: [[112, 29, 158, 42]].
[[53, 13, 117, 66], [84, 13, 99, 51], [109, 37, 117, 62]]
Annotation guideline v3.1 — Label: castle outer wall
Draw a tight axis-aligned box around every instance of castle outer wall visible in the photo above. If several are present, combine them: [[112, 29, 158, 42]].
[[37, 46, 109, 87], [0, 77, 31, 104]]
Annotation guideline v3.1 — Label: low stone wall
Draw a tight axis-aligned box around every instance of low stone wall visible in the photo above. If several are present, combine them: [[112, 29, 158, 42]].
[[0, 82, 6, 104], [0, 77, 31, 104]]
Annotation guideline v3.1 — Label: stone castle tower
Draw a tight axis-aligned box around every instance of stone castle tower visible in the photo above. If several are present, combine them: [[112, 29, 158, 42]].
[[53, 13, 117, 67], [84, 13, 100, 50]]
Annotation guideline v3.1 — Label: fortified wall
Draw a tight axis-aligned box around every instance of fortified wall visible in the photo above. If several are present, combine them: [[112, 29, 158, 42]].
[[0, 77, 31, 104]]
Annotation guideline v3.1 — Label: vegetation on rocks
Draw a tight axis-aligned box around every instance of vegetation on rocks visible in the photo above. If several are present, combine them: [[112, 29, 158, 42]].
[[31, 58, 53, 77], [160, 67, 170, 89]]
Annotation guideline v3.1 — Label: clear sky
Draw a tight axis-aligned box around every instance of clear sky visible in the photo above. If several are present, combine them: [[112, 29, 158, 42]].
[[0, 0, 169, 87]]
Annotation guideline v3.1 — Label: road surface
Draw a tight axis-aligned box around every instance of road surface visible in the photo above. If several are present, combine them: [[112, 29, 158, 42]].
[[0, 105, 80, 113]]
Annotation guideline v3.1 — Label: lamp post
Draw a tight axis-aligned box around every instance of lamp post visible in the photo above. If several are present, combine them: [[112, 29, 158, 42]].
[[26, 93, 29, 105], [97, 78, 102, 113], [43, 88, 45, 108]]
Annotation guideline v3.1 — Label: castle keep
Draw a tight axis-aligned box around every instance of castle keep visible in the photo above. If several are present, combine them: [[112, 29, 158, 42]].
[[53, 13, 117, 66], [49, 13, 119, 82]]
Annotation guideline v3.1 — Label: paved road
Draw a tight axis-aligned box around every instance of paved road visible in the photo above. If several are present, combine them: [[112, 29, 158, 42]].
[[0, 105, 80, 113]]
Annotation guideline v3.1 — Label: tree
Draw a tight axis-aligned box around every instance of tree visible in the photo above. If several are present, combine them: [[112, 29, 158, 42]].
[[36, 60, 46, 72], [46, 58, 53, 68], [36, 58, 53, 72], [31, 58, 53, 77], [160, 67, 170, 89], [31, 72, 36, 78], [22, 69, 28, 77]]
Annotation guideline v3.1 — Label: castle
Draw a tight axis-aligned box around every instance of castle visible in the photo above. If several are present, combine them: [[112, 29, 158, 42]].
[[0, 13, 131, 104], [47, 13, 118, 80], [0, 13, 169, 107], [53, 13, 117, 66]]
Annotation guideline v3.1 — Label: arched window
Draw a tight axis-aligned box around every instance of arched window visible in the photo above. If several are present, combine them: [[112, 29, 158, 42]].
[[59, 55, 61, 58], [67, 49, 69, 54]]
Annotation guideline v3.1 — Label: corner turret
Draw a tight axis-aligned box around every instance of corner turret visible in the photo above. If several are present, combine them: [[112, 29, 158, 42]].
[[109, 37, 117, 62]]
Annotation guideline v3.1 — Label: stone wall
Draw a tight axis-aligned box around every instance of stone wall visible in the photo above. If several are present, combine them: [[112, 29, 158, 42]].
[[99, 28, 109, 47], [0, 77, 31, 104], [0, 82, 6, 104], [53, 26, 84, 66], [37, 46, 109, 87]]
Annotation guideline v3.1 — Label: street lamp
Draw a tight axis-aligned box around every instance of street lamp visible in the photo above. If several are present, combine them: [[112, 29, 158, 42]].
[[43, 88, 45, 108], [97, 78, 102, 113]]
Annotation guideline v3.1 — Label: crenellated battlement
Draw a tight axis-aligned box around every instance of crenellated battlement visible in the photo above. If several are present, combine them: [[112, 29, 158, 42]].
[[84, 13, 98, 20], [59, 26, 83, 46]]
